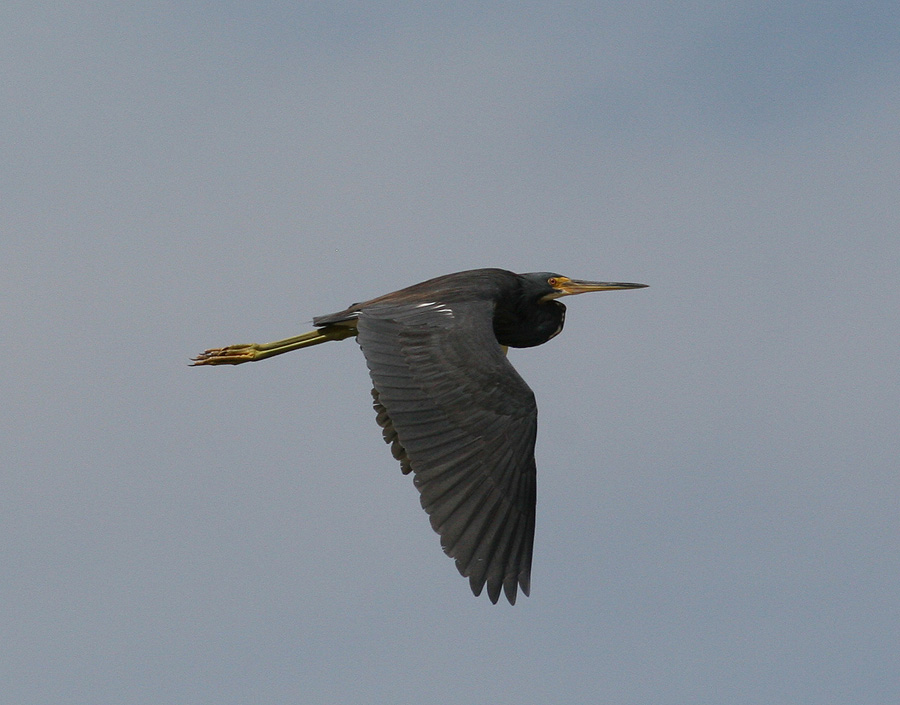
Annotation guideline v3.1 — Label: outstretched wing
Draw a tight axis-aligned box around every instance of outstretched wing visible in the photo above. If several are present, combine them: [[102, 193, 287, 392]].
[[356, 300, 537, 604]]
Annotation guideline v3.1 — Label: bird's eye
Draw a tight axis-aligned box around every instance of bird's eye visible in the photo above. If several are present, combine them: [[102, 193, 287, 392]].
[[548, 277, 560, 288]]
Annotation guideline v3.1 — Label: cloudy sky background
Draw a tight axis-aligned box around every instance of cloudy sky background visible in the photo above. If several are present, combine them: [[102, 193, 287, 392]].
[[4, 3, 899, 703]]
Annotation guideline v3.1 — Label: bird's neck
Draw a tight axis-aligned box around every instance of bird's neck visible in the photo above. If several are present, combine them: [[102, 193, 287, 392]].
[[493, 299, 566, 349]]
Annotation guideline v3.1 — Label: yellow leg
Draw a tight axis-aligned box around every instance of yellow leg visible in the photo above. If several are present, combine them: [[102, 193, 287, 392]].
[[190, 324, 356, 366]]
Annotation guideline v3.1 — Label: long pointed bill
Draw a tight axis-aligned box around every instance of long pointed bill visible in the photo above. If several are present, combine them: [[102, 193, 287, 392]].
[[555, 278, 648, 296]]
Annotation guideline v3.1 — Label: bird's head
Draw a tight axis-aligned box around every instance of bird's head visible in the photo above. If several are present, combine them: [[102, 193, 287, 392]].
[[519, 272, 648, 301]]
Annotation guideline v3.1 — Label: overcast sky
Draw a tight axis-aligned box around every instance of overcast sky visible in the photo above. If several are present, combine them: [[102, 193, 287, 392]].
[[4, 3, 899, 704]]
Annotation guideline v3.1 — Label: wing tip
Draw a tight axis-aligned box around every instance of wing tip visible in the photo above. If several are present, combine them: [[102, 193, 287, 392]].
[[468, 573, 530, 605]]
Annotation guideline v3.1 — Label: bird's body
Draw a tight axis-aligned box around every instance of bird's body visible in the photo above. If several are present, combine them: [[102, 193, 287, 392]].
[[193, 268, 646, 604], [315, 269, 565, 347]]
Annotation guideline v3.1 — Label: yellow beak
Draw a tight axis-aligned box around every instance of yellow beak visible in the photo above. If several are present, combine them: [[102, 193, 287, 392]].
[[553, 277, 648, 297]]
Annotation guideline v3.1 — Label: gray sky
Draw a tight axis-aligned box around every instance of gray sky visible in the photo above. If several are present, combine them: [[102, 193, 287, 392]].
[[4, 3, 899, 703]]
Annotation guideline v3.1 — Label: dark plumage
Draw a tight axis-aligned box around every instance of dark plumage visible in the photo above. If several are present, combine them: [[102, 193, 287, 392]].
[[192, 268, 646, 604]]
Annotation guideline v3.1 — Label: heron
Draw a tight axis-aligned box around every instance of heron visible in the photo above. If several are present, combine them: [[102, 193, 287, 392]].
[[192, 268, 646, 604]]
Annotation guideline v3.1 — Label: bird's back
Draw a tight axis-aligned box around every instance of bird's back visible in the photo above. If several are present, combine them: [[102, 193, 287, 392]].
[[313, 268, 518, 326]]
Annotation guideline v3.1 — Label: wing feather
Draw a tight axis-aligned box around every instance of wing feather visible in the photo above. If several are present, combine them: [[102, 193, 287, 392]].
[[356, 300, 537, 604]]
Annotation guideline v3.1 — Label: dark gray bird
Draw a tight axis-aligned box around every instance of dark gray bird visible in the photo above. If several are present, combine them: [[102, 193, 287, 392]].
[[192, 268, 646, 604]]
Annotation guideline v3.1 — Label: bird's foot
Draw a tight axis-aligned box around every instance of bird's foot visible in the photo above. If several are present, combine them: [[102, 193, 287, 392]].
[[190, 344, 260, 366], [191, 326, 353, 366]]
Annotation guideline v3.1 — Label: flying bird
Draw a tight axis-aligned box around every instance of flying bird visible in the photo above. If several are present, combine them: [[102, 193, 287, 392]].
[[192, 268, 646, 604]]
